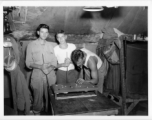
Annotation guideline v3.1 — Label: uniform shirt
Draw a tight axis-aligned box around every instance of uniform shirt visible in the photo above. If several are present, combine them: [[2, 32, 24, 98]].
[[26, 39, 57, 79], [81, 48, 102, 69], [54, 43, 76, 71]]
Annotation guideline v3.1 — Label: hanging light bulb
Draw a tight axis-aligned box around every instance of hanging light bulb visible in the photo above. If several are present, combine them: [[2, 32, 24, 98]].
[[83, 6, 104, 12], [83, 6, 119, 12], [106, 6, 118, 8]]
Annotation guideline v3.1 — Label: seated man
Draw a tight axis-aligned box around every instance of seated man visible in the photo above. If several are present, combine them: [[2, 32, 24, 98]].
[[71, 48, 109, 93]]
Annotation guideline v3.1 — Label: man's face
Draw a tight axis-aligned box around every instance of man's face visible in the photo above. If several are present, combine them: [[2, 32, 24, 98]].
[[57, 33, 67, 44], [38, 28, 49, 40], [76, 58, 84, 68]]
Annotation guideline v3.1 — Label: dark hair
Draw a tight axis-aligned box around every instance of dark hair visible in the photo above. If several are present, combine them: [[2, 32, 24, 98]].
[[71, 49, 84, 64], [56, 30, 65, 37], [55, 30, 65, 44], [36, 24, 49, 37], [57, 30, 64, 34]]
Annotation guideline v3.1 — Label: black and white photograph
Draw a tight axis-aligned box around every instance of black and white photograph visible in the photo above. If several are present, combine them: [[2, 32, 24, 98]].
[[2, 0, 152, 119]]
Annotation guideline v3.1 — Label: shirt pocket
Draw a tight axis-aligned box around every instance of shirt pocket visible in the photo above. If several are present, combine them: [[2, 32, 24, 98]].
[[32, 51, 41, 62], [45, 50, 54, 60]]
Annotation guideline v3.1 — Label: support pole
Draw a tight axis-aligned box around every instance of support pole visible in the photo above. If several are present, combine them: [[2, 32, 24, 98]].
[[120, 38, 127, 115]]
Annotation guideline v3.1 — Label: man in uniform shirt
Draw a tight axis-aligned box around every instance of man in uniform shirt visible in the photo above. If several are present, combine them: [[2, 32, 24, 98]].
[[26, 24, 57, 115]]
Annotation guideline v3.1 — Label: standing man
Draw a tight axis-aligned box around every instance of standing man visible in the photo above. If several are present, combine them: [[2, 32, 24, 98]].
[[71, 48, 109, 93], [26, 24, 57, 115], [54, 30, 78, 84]]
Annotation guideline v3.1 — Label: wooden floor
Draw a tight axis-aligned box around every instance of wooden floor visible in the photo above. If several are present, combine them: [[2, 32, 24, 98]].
[[4, 97, 148, 116]]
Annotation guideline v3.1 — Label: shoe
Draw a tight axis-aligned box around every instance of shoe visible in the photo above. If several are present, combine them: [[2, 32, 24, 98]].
[[33, 110, 40, 115], [34, 113, 40, 115], [29, 110, 34, 115]]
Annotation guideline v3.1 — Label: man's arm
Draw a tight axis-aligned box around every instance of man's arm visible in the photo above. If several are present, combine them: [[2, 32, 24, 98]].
[[56, 58, 71, 68], [26, 43, 35, 69], [77, 66, 84, 79], [53, 46, 66, 68], [56, 63, 68, 68], [29, 63, 42, 69], [49, 45, 57, 68], [85, 57, 99, 84]]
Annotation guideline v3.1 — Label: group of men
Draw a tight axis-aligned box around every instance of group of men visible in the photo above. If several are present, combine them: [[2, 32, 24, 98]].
[[26, 24, 108, 115]]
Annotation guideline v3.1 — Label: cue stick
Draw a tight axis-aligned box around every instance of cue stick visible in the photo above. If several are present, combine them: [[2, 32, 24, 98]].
[[42, 53, 49, 112], [66, 52, 68, 83], [42, 54, 49, 85]]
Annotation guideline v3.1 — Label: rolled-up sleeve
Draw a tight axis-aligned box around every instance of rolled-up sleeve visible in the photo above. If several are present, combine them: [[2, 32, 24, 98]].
[[50, 46, 57, 67], [26, 43, 33, 69]]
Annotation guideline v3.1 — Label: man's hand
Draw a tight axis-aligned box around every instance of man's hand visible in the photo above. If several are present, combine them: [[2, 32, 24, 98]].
[[41, 63, 49, 70], [41, 63, 54, 75], [76, 78, 85, 84], [63, 58, 71, 67]]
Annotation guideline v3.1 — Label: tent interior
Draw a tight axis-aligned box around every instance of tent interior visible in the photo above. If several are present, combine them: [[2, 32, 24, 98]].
[[3, 5, 148, 116]]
